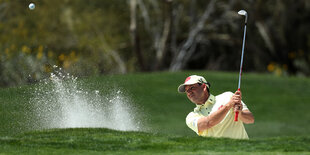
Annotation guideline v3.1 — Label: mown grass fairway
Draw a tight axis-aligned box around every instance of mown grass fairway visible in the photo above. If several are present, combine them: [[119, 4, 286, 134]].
[[0, 71, 310, 154]]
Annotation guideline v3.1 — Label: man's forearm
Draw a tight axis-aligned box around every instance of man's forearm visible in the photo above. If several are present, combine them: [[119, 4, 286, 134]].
[[239, 110, 254, 124], [197, 104, 232, 132]]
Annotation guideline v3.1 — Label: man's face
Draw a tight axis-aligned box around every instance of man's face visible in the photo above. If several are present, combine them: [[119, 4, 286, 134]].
[[184, 83, 206, 104]]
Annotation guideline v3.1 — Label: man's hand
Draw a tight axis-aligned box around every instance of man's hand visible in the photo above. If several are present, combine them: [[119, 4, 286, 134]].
[[233, 90, 243, 113], [228, 90, 242, 110], [232, 90, 255, 124]]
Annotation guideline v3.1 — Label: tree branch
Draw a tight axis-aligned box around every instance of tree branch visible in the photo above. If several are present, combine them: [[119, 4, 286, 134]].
[[169, 0, 216, 71]]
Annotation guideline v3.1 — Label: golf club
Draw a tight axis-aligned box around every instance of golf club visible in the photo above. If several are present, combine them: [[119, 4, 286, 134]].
[[235, 10, 248, 122]]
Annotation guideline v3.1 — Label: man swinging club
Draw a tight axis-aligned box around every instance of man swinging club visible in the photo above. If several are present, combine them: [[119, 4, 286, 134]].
[[178, 75, 254, 139], [177, 10, 254, 139]]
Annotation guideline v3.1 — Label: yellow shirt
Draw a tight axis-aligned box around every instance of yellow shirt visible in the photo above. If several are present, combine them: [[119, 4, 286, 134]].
[[186, 92, 249, 139]]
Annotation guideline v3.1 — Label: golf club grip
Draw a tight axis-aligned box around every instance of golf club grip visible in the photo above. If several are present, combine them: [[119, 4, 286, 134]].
[[234, 111, 239, 121], [234, 88, 241, 121]]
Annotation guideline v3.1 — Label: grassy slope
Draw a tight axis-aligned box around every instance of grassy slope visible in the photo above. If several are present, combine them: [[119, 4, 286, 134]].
[[1, 71, 310, 153], [0, 128, 309, 154]]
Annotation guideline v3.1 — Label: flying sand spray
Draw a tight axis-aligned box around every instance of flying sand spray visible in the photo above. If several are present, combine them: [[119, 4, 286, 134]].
[[29, 66, 144, 131]]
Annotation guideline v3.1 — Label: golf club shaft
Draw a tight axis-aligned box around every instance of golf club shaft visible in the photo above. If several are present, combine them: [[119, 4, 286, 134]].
[[235, 18, 247, 122], [238, 24, 247, 90]]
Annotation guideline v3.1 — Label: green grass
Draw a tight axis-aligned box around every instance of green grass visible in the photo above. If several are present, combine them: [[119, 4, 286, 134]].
[[1, 71, 310, 154], [0, 128, 309, 154]]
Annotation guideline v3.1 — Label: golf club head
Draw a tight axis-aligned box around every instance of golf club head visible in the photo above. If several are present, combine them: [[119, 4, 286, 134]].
[[238, 10, 247, 16], [238, 10, 248, 24]]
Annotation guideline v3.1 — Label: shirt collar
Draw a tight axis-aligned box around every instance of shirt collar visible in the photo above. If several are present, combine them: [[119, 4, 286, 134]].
[[195, 94, 215, 110]]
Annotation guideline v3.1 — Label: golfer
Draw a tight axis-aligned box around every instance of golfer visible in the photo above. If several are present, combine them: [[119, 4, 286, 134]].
[[178, 75, 254, 139]]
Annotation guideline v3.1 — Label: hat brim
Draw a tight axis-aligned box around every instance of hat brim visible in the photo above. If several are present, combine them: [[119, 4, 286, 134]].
[[178, 84, 186, 93], [178, 81, 200, 93]]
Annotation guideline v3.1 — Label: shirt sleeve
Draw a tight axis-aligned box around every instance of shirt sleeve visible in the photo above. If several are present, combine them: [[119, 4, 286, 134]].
[[186, 112, 203, 135]]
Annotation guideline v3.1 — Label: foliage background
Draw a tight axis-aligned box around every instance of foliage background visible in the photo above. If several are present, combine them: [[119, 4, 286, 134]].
[[0, 0, 309, 87]]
